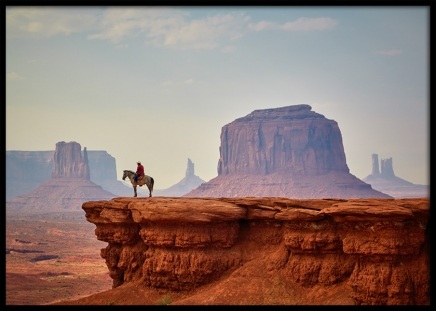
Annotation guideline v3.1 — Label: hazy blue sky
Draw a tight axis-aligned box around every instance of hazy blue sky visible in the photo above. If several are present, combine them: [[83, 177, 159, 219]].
[[6, 6, 429, 189]]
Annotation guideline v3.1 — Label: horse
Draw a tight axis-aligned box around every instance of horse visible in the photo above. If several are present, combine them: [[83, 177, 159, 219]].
[[122, 170, 154, 198]]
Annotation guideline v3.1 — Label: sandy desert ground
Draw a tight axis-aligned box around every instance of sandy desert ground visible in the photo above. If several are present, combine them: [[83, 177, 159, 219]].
[[5, 212, 113, 305]]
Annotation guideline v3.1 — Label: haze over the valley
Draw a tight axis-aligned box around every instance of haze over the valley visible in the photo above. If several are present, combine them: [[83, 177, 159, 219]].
[[6, 6, 429, 188]]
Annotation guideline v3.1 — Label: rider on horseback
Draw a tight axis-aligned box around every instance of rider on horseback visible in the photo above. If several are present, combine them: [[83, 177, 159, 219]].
[[134, 161, 144, 184]]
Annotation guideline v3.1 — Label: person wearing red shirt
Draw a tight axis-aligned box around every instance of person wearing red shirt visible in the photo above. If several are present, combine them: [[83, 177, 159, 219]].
[[135, 161, 144, 183]]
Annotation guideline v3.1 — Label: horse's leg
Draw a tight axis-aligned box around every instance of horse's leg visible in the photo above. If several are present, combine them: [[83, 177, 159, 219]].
[[145, 183, 152, 197], [134, 185, 137, 197]]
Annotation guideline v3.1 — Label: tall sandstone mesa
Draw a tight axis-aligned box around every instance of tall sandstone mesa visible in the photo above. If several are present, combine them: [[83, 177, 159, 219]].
[[52, 141, 90, 179], [7, 141, 115, 214], [186, 104, 391, 198]]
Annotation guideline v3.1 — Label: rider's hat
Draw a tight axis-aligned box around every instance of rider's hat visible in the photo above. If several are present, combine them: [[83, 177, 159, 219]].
[[137, 161, 141, 164]]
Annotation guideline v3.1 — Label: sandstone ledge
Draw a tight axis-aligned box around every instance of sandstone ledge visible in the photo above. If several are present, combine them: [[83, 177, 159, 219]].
[[82, 197, 429, 305]]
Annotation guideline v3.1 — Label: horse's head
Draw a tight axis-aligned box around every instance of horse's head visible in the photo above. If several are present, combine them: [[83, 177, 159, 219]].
[[122, 170, 127, 180]]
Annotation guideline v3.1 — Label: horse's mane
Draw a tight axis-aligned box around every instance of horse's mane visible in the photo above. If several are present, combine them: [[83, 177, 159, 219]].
[[125, 170, 135, 174]]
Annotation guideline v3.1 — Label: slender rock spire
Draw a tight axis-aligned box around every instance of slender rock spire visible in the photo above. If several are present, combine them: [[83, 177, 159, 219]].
[[372, 154, 380, 175], [186, 158, 194, 177]]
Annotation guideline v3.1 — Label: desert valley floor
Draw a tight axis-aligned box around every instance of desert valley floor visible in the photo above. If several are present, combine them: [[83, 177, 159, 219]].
[[5, 213, 113, 305]]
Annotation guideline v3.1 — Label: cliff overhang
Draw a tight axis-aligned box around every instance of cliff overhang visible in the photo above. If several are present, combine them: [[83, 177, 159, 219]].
[[82, 197, 429, 305]]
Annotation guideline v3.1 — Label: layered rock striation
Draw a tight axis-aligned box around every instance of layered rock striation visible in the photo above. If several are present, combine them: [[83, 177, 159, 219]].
[[82, 197, 429, 305], [187, 104, 391, 198], [217, 104, 348, 176]]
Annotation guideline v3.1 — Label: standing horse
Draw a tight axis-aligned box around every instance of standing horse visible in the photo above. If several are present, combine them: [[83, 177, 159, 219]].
[[122, 170, 154, 197]]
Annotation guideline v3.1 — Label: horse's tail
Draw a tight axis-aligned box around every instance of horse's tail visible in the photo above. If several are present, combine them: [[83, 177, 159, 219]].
[[150, 177, 154, 192]]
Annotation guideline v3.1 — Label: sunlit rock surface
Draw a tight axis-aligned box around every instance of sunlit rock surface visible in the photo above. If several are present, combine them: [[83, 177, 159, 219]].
[[82, 196, 429, 305]]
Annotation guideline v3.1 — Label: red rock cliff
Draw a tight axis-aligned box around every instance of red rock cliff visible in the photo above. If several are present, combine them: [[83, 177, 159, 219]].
[[82, 197, 429, 305]]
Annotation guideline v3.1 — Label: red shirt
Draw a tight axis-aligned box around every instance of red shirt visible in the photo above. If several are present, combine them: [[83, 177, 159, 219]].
[[136, 164, 144, 176]]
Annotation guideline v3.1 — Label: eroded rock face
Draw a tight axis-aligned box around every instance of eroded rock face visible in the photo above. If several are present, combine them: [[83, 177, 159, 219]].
[[52, 141, 90, 179], [186, 105, 392, 198], [82, 197, 429, 305], [218, 104, 348, 176]]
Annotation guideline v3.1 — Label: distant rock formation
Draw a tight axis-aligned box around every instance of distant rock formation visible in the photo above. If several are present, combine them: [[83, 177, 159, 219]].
[[52, 141, 90, 179], [363, 154, 428, 198], [6, 141, 116, 216], [186, 104, 391, 199], [6, 149, 207, 201], [380, 157, 395, 178], [6, 150, 53, 201], [6, 149, 133, 201], [186, 158, 195, 176], [371, 154, 380, 175], [217, 104, 349, 176], [370, 154, 396, 178], [153, 158, 205, 197]]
